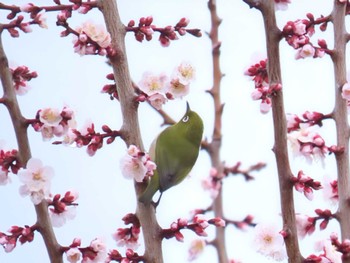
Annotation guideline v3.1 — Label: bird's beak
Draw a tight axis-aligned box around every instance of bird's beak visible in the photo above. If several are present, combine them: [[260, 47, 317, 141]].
[[186, 101, 191, 112]]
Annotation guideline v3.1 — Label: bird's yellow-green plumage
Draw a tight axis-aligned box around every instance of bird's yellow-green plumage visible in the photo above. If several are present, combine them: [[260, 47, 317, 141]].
[[139, 102, 204, 205]]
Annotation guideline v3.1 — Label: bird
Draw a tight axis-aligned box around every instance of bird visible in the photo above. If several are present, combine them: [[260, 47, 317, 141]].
[[138, 102, 204, 205]]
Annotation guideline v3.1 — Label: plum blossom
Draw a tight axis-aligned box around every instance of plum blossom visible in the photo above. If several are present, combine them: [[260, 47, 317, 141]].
[[18, 158, 54, 204], [188, 239, 206, 261], [288, 125, 328, 163], [167, 77, 190, 98], [39, 108, 63, 127], [66, 247, 81, 263], [342, 82, 350, 100], [253, 222, 287, 261], [274, 0, 291, 10], [73, 21, 111, 56], [314, 238, 343, 263], [323, 175, 338, 206], [82, 238, 107, 263], [295, 43, 315, 59], [174, 62, 196, 85], [120, 145, 156, 182], [148, 93, 167, 110], [201, 167, 223, 198], [137, 62, 195, 108], [10, 65, 37, 95], [138, 72, 168, 96], [295, 214, 316, 238], [33, 106, 76, 141], [49, 191, 79, 227]]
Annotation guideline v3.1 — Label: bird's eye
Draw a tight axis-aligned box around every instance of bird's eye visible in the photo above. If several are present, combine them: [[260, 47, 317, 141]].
[[182, 115, 189, 123]]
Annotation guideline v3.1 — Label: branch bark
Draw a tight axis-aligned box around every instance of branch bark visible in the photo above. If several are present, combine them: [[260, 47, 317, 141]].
[[206, 1, 228, 262], [98, 1, 163, 262], [0, 29, 62, 263], [244, 1, 303, 262], [330, 2, 350, 262]]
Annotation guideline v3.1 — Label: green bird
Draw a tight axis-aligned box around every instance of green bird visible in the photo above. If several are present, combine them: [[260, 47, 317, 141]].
[[139, 102, 204, 205]]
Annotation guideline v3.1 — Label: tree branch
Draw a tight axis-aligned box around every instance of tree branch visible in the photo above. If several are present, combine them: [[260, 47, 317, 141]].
[[248, 1, 303, 262], [98, 1, 163, 262], [330, 2, 350, 262], [0, 27, 62, 263]]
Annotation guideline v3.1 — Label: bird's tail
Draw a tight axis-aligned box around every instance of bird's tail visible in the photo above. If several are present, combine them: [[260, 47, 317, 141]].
[[138, 174, 160, 205]]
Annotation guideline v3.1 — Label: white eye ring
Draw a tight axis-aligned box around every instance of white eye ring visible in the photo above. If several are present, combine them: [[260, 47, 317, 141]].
[[182, 115, 189, 122]]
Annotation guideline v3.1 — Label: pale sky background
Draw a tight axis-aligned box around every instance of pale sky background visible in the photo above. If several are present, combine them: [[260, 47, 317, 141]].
[[0, 0, 344, 262]]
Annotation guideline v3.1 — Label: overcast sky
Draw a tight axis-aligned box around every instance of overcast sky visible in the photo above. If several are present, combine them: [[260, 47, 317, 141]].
[[0, 1, 343, 262]]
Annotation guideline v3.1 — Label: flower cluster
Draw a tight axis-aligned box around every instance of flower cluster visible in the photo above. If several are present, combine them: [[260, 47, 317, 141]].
[[106, 248, 144, 263], [0, 225, 36, 253], [64, 237, 107, 263], [288, 125, 342, 163], [245, 59, 282, 113], [18, 158, 54, 205], [227, 215, 256, 230], [136, 62, 196, 109], [10, 65, 37, 95], [162, 214, 225, 242], [201, 167, 224, 198], [296, 209, 335, 239], [126, 16, 201, 47], [282, 14, 329, 59], [48, 191, 78, 227], [101, 73, 118, 100], [291, 170, 322, 200], [305, 233, 349, 263], [58, 122, 120, 156], [112, 213, 140, 250], [253, 222, 287, 261], [4, 8, 47, 37], [323, 175, 338, 205], [0, 148, 21, 185], [72, 21, 112, 56], [120, 145, 156, 183], [31, 106, 76, 141], [287, 111, 326, 133]]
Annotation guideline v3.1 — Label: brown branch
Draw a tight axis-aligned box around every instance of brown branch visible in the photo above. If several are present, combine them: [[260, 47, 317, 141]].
[[205, 1, 228, 262], [330, 2, 350, 262], [0, 28, 62, 262], [98, 1, 163, 262], [249, 0, 303, 262]]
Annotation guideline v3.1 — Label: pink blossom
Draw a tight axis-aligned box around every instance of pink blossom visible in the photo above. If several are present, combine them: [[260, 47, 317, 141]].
[[167, 78, 190, 98], [39, 108, 63, 127], [295, 214, 315, 238], [66, 247, 81, 263], [295, 44, 315, 59], [323, 175, 338, 206], [293, 20, 307, 35], [188, 239, 206, 261], [251, 89, 263, 100], [174, 62, 196, 85], [20, 3, 34, 12], [139, 72, 168, 96], [260, 98, 272, 114], [83, 238, 107, 263], [342, 82, 350, 100], [18, 158, 54, 204], [76, 21, 111, 48], [120, 145, 156, 182], [253, 222, 287, 261], [274, 0, 291, 10], [148, 93, 167, 110], [34, 10, 48, 29], [50, 206, 77, 227]]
